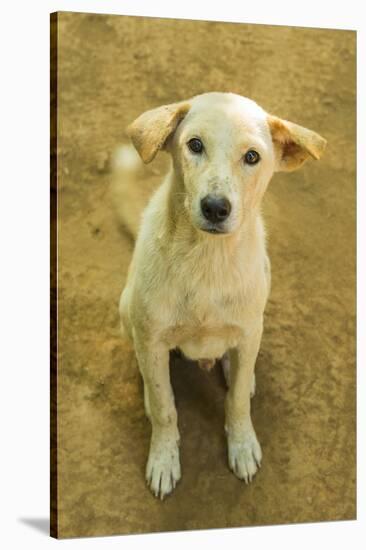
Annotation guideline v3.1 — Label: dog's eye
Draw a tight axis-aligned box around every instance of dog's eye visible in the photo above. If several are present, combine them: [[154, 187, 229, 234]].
[[244, 149, 260, 165], [187, 138, 204, 154]]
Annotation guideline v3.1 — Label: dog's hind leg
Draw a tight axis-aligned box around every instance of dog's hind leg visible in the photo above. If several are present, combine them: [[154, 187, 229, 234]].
[[143, 377, 152, 421], [222, 352, 256, 397], [222, 352, 231, 387], [250, 372, 256, 398]]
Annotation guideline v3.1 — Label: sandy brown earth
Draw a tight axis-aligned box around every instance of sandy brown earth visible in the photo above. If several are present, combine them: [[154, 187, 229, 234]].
[[52, 12, 356, 539]]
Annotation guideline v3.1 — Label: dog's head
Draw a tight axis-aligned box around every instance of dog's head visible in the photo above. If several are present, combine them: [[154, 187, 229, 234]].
[[127, 92, 326, 235]]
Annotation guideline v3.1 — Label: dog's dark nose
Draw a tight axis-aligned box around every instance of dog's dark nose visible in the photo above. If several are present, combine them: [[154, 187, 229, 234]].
[[201, 195, 231, 224]]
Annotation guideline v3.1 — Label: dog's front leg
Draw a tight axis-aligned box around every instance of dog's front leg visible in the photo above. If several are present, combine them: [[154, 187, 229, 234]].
[[135, 338, 180, 499], [225, 318, 263, 483]]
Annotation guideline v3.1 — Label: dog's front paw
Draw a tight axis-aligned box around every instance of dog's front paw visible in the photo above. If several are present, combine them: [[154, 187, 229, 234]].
[[146, 435, 181, 500], [227, 426, 262, 483]]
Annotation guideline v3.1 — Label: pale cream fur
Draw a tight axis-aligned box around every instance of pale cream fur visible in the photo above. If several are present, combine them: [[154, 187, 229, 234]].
[[117, 92, 326, 499]]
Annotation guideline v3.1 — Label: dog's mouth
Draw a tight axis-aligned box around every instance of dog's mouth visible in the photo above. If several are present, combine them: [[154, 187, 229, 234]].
[[199, 225, 229, 235]]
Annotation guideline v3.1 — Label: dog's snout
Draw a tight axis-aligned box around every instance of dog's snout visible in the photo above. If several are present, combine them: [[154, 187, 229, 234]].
[[200, 195, 231, 224]]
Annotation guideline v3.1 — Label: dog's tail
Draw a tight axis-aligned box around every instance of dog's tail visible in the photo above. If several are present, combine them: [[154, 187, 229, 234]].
[[110, 144, 149, 240]]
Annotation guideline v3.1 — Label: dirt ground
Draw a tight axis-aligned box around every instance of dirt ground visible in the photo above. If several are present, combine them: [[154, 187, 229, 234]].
[[53, 12, 356, 538]]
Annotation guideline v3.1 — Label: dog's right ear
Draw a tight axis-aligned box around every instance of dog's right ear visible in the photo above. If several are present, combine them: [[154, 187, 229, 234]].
[[127, 101, 190, 163]]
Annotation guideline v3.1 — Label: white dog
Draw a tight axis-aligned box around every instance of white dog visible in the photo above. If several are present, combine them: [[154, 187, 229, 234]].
[[116, 92, 326, 499]]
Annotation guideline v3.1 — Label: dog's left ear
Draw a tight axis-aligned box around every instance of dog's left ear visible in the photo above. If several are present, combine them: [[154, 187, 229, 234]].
[[268, 115, 327, 172], [127, 101, 191, 163]]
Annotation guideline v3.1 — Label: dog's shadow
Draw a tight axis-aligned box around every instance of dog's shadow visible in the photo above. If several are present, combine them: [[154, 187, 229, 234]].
[[169, 350, 227, 428]]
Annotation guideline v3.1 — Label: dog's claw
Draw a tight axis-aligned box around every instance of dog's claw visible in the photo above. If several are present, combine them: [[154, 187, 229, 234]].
[[146, 439, 181, 500], [227, 426, 262, 484]]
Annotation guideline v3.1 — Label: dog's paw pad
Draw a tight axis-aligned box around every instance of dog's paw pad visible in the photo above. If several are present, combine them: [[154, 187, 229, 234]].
[[228, 429, 262, 483], [146, 442, 181, 499]]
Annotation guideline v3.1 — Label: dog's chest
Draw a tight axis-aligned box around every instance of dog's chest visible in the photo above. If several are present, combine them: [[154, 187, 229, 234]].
[[145, 234, 266, 360], [178, 285, 238, 324], [159, 280, 248, 360]]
